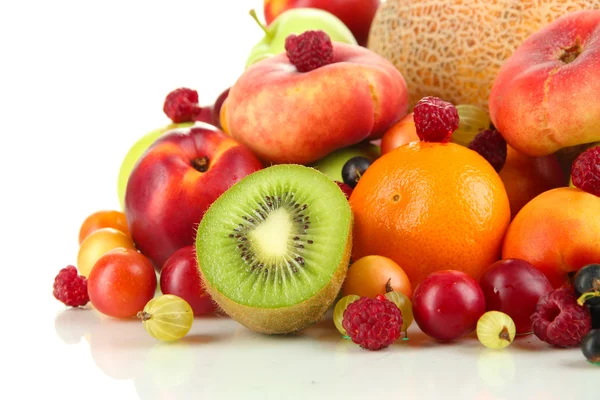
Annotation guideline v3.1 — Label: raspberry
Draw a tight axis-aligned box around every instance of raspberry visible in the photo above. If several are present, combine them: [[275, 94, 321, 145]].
[[335, 181, 353, 199], [531, 287, 592, 348], [285, 30, 334, 73], [468, 129, 508, 172], [413, 96, 460, 143], [571, 146, 600, 197], [342, 294, 403, 351], [53, 266, 89, 307], [163, 88, 202, 123]]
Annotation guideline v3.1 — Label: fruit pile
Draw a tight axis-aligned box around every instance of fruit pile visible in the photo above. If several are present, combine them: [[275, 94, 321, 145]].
[[53, 3, 600, 367]]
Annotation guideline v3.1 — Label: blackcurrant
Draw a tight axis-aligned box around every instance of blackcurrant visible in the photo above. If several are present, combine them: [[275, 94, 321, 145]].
[[342, 156, 372, 188], [590, 304, 600, 330], [574, 264, 600, 306], [581, 329, 600, 366]]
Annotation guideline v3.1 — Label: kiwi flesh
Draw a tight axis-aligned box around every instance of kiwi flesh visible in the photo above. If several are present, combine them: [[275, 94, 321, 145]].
[[195, 164, 353, 334]]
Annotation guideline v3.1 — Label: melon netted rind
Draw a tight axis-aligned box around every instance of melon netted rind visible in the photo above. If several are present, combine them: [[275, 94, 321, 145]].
[[368, 0, 600, 109]]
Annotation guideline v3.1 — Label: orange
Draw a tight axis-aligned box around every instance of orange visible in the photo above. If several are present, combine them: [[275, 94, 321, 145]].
[[502, 187, 600, 288], [350, 141, 511, 288], [499, 146, 566, 219], [79, 210, 130, 244], [342, 255, 412, 300]]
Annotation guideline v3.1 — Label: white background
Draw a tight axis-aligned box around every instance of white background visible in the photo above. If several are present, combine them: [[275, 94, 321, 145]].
[[1, 1, 598, 399]]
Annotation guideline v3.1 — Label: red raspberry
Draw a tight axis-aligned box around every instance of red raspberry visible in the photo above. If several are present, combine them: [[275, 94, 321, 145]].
[[413, 96, 459, 143], [335, 181, 353, 199], [342, 294, 403, 351], [571, 146, 600, 197], [53, 266, 89, 307], [531, 287, 592, 348], [285, 30, 334, 73], [163, 88, 202, 123], [468, 129, 508, 172]]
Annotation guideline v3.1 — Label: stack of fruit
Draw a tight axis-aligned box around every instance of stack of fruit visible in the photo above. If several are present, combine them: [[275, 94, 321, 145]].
[[53, 3, 600, 366]]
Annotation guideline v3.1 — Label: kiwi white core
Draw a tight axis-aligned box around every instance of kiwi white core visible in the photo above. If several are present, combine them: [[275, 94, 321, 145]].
[[249, 207, 292, 261]]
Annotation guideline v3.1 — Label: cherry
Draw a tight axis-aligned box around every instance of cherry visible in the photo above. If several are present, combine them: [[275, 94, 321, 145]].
[[413, 270, 485, 341], [479, 259, 553, 334], [160, 246, 217, 316]]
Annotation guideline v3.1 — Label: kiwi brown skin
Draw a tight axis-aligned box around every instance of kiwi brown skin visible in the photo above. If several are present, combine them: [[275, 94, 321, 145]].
[[197, 226, 352, 335]]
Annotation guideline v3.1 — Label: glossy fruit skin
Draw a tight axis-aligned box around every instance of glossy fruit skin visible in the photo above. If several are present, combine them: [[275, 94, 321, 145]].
[[160, 246, 216, 316], [211, 88, 230, 130], [88, 248, 157, 318], [380, 112, 419, 154], [246, 8, 357, 68], [139, 295, 193, 342], [384, 291, 413, 334], [265, 0, 381, 47], [574, 264, 600, 307], [499, 146, 565, 219], [79, 210, 130, 244], [333, 294, 360, 336], [591, 305, 600, 329], [413, 270, 486, 341], [342, 156, 372, 188], [502, 187, 600, 288], [476, 311, 516, 349], [342, 255, 412, 299], [581, 329, 600, 365], [125, 125, 263, 270], [350, 141, 510, 288], [77, 227, 136, 277], [117, 122, 194, 210], [479, 258, 553, 334], [452, 105, 490, 147], [310, 142, 380, 182]]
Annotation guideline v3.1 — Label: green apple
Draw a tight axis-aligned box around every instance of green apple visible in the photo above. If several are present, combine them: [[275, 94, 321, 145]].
[[310, 142, 380, 182], [117, 122, 194, 210], [245, 8, 357, 68]]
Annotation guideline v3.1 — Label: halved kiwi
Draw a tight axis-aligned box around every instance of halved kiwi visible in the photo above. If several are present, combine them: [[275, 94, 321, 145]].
[[195, 164, 353, 334]]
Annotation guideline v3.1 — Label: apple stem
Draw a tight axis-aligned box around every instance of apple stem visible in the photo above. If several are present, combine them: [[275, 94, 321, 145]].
[[192, 156, 210, 173], [249, 9, 272, 38]]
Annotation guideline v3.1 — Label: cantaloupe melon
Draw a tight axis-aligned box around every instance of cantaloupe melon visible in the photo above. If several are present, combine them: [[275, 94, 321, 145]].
[[368, 0, 599, 109]]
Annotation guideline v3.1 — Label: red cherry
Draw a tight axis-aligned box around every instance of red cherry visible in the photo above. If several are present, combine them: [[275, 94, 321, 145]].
[[479, 259, 553, 334], [413, 270, 485, 341], [160, 246, 217, 316]]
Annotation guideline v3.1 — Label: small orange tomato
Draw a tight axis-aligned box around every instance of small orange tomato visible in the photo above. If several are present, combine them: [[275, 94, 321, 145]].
[[79, 210, 130, 244], [381, 113, 419, 155], [77, 228, 136, 277], [342, 255, 412, 299]]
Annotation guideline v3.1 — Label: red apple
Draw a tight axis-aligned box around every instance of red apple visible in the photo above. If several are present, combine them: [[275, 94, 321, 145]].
[[225, 42, 408, 165], [160, 246, 216, 316], [490, 10, 600, 157], [264, 0, 381, 47], [124, 123, 263, 270]]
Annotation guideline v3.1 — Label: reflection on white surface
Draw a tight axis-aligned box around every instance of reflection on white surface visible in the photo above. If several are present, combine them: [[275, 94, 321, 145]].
[[51, 306, 598, 400]]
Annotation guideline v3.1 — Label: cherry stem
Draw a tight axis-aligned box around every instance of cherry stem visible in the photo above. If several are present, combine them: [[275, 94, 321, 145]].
[[249, 9, 271, 38], [577, 290, 600, 306], [499, 326, 511, 342], [192, 156, 210, 172], [137, 311, 152, 321]]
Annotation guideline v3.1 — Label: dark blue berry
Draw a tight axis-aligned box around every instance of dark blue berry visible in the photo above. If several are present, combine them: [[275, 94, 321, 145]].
[[581, 329, 600, 365], [342, 156, 372, 189], [574, 264, 600, 306]]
